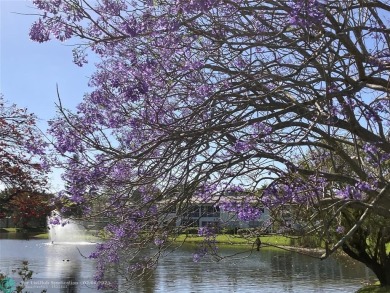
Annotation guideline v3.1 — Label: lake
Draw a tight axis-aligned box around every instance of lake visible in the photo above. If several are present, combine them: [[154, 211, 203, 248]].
[[0, 239, 374, 292]]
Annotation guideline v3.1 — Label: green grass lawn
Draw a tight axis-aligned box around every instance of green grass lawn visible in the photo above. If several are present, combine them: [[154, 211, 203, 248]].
[[0, 229, 294, 247], [0, 228, 49, 240], [32, 233, 49, 239], [2, 227, 389, 253], [174, 234, 292, 246], [0, 228, 18, 233]]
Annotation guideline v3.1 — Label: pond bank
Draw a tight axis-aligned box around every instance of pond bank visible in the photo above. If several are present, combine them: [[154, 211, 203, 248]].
[[0, 228, 48, 239], [356, 284, 390, 292]]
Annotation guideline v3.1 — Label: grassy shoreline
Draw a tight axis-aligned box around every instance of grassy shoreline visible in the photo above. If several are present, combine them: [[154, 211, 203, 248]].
[[356, 283, 390, 293], [174, 234, 313, 247], [0, 228, 49, 239], [173, 234, 326, 257], [0, 229, 328, 251], [0, 229, 321, 252]]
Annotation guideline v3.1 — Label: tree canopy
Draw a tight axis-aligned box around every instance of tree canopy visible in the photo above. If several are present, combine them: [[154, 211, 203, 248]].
[[0, 95, 48, 191], [30, 0, 390, 288], [0, 189, 53, 228]]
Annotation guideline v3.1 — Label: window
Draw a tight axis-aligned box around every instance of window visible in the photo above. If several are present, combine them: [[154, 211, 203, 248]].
[[201, 205, 220, 217], [183, 205, 200, 218]]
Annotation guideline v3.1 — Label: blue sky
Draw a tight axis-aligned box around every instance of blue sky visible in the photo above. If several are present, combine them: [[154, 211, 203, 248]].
[[1, 0, 96, 191], [0, 0, 94, 125]]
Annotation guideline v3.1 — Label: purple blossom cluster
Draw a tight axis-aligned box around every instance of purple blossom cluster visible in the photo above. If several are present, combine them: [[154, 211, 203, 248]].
[[48, 216, 60, 225], [89, 242, 120, 286], [29, 17, 73, 43], [192, 252, 203, 262], [72, 48, 88, 67], [287, 0, 326, 28], [263, 175, 327, 207], [233, 140, 253, 153], [154, 237, 165, 247], [336, 226, 345, 234], [29, 20, 50, 46], [87, 206, 157, 284], [198, 226, 217, 237], [32, 0, 62, 15], [174, 0, 220, 13], [192, 242, 218, 262], [48, 211, 69, 227], [251, 122, 273, 138], [193, 225, 219, 262], [48, 118, 85, 154], [224, 185, 245, 195], [230, 122, 274, 154], [337, 180, 376, 200], [193, 182, 219, 202], [97, 0, 127, 16], [336, 185, 363, 200], [219, 197, 262, 221], [362, 143, 390, 167]]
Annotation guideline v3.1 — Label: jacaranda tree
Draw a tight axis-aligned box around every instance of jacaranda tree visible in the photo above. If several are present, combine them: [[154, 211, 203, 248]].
[[30, 0, 390, 287]]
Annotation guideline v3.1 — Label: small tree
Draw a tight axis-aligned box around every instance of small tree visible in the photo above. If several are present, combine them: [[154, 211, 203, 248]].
[[0, 95, 48, 191], [5, 190, 53, 229], [0, 96, 49, 230]]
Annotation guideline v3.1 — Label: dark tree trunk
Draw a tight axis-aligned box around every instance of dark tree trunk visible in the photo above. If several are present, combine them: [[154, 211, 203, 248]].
[[371, 264, 390, 287], [342, 242, 390, 287]]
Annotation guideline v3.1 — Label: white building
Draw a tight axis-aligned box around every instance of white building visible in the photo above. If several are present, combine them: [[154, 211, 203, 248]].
[[167, 198, 271, 230]]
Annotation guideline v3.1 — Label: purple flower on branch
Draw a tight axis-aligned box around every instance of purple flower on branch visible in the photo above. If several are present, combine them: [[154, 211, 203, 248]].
[[336, 226, 345, 234], [219, 197, 262, 221], [287, 0, 326, 28], [29, 19, 50, 43], [198, 226, 217, 238], [336, 185, 363, 200]]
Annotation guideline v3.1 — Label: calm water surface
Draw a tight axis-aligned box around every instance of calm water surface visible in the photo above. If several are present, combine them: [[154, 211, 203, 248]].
[[0, 239, 374, 292]]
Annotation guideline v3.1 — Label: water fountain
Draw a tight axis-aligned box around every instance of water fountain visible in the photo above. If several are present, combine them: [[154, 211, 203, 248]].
[[48, 212, 97, 244]]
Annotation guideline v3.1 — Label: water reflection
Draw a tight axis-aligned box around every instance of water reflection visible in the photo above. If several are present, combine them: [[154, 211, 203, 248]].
[[125, 245, 373, 293], [0, 240, 374, 292], [60, 267, 79, 293], [0, 232, 31, 240]]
